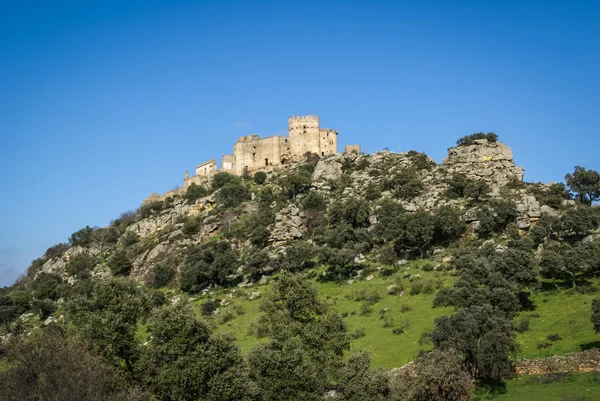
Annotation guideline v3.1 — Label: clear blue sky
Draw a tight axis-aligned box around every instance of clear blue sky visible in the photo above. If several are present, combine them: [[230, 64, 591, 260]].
[[1, 0, 599, 286]]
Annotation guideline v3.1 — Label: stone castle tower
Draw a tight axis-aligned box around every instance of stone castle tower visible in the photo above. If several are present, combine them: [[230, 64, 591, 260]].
[[144, 115, 346, 204]]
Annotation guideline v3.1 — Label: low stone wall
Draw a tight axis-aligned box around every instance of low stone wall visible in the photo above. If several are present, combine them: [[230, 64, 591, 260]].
[[516, 348, 600, 375]]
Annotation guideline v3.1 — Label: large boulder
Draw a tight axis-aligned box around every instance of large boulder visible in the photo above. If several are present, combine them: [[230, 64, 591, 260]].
[[441, 140, 525, 187], [269, 204, 307, 242], [312, 155, 343, 190]]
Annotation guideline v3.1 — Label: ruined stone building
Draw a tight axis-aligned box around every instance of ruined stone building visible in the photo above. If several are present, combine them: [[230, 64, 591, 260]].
[[145, 115, 350, 203]]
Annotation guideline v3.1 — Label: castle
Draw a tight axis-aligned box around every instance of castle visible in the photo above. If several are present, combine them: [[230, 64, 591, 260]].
[[144, 115, 359, 203]]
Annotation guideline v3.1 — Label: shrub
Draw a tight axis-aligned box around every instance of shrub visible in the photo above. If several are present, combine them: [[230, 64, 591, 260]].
[[233, 304, 245, 316], [456, 132, 498, 146], [351, 325, 366, 339], [182, 216, 203, 236], [65, 253, 97, 277], [253, 171, 267, 185], [212, 172, 240, 190], [547, 333, 562, 342], [108, 250, 132, 276], [185, 183, 209, 204], [217, 309, 236, 324], [516, 316, 531, 333], [359, 302, 373, 316], [69, 226, 95, 247], [422, 279, 435, 294], [399, 303, 412, 313], [216, 182, 250, 208], [32, 273, 62, 300], [383, 315, 394, 328], [139, 201, 165, 218], [44, 243, 69, 260], [120, 231, 138, 247], [410, 280, 423, 295], [201, 299, 220, 316], [152, 264, 174, 288]]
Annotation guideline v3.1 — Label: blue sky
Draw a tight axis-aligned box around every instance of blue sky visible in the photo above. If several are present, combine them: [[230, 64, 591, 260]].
[[1, 0, 599, 286]]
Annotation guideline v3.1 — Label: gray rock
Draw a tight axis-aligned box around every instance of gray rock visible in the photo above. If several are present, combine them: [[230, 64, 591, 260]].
[[269, 204, 307, 242], [516, 217, 531, 229], [540, 205, 559, 217], [44, 316, 56, 326], [582, 235, 594, 244]]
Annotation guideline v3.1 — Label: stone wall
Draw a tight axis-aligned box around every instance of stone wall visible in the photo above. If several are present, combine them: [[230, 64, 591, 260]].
[[144, 115, 339, 202], [196, 159, 217, 176], [344, 144, 361, 154], [232, 135, 287, 175]]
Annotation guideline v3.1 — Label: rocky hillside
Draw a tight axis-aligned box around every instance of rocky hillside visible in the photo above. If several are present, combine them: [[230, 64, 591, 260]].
[[30, 135, 570, 289], [3, 132, 600, 401]]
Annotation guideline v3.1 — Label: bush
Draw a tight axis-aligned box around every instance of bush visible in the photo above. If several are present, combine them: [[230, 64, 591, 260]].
[[351, 325, 366, 339], [65, 253, 97, 278], [516, 316, 531, 333], [359, 302, 373, 316], [44, 243, 69, 260], [422, 279, 434, 294], [253, 171, 267, 185], [69, 226, 95, 247], [108, 250, 132, 276], [547, 333, 562, 342], [399, 303, 412, 313], [32, 273, 62, 300], [212, 172, 240, 190], [456, 132, 498, 146], [201, 299, 220, 316], [182, 216, 203, 236], [153, 264, 174, 288], [410, 280, 423, 295], [139, 201, 165, 218], [185, 183, 209, 203], [217, 309, 236, 324], [216, 182, 250, 208]]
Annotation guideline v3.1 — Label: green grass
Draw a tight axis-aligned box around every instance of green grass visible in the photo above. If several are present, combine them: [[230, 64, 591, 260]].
[[515, 280, 600, 360], [190, 263, 600, 370], [474, 372, 600, 401], [204, 263, 455, 368]]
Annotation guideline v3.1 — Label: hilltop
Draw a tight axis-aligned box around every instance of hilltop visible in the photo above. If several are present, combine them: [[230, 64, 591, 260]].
[[2, 131, 600, 400]]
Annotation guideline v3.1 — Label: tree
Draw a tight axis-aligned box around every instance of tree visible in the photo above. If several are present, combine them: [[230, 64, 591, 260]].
[[32, 272, 62, 300], [431, 304, 517, 381], [108, 250, 132, 276], [247, 274, 349, 401], [398, 210, 435, 258], [456, 132, 498, 147], [254, 171, 267, 184], [139, 302, 250, 401], [65, 253, 97, 278], [279, 171, 312, 199], [66, 278, 148, 375], [0, 328, 142, 401], [565, 165, 600, 205], [335, 352, 390, 401], [433, 206, 466, 244], [179, 241, 239, 292], [152, 263, 174, 288], [539, 249, 566, 290], [69, 226, 95, 247], [329, 197, 370, 229], [217, 182, 250, 208], [592, 298, 600, 334], [389, 348, 473, 401], [185, 183, 209, 203]]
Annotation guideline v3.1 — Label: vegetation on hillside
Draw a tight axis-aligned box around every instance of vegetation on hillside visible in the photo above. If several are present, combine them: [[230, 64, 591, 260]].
[[1, 135, 600, 400]]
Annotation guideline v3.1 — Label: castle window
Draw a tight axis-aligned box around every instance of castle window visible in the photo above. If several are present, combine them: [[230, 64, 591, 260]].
[[253, 153, 256, 160], [265, 158, 269, 166], [321, 152, 324, 156]]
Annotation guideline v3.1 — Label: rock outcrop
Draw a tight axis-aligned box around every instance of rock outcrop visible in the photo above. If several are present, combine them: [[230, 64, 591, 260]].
[[440, 139, 524, 187], [269, 204, 307, 242]]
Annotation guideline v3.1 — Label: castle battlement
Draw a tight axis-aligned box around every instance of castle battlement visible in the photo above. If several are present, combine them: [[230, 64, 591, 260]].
[[288, 115, 320, 123]]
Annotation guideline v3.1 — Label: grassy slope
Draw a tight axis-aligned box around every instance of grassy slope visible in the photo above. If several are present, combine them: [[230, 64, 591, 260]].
[[206, 264, 455, 368], [201, 260, 600, 369], [474, 372, 600, 401], [516, 283, 600, 360]]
